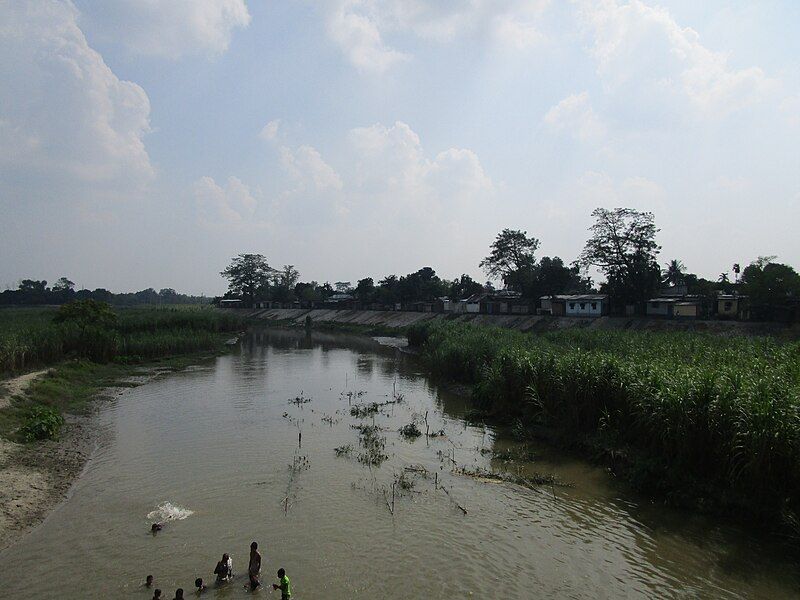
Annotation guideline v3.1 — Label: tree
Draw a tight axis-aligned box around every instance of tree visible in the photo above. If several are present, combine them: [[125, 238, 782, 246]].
[[480, 229, 540, 290], [53, 277, 75, 292], [334, 281, 352, 294], [521, 257, 593, 298], [220, 254, 274, 306], [53, 299, 117, 331], [741, 260, 800, 308], [579, 208, 661, 306], [17, 279, 48, 304], [449, 274, 483, 300], [272, 265, 300, 303], [354, 277, 377, 304], [662, 259, 686, 286]]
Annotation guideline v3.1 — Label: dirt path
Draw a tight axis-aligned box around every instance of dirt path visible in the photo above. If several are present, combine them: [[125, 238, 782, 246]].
[[0, 369, 51, 409]]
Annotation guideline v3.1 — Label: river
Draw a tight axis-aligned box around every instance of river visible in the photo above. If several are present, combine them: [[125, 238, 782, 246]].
[[1, 328, 798, 599]]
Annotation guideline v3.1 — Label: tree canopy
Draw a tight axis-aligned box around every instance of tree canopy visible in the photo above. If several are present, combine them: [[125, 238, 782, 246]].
[[580, 208, 661, 305], [479, 229, 540, 289], [220, 254, 275, 305]]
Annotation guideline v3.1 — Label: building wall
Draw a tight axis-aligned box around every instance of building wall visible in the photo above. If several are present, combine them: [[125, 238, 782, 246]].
[[675, 304, 699, 318], [646, 302, 672, 317], [466, 303, 480, 313], [565, 299, 604, 317], [718, 299, 738, 317]]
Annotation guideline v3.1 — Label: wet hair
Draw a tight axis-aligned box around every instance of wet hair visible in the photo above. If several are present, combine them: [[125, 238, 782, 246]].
[[251, 541, 258, 550], [175, 589, 184, 599], [146, 574, 154, 583], [195, 578, 203, 588], [222, 553, 229, 560], [153, 591, 161, 599], [151, 523, 161, 532], [278, 568, 285, 578]]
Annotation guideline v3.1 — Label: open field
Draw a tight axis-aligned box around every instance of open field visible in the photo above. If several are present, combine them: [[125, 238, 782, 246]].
[[407, 320, 800, 529]]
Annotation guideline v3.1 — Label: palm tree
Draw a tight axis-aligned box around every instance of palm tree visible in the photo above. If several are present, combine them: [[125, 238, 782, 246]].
[[718, 273, 730, 284], [662, 259, 686, 285]]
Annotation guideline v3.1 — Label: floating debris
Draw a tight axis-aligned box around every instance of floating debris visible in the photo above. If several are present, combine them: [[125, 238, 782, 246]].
[[453, 467, 566, 490]]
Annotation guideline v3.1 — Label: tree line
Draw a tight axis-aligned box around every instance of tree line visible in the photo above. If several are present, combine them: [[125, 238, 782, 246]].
[[0, 278, 210, 307], [222, 207, 800, 314]]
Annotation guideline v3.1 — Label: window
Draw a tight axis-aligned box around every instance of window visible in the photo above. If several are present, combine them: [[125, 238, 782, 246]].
[[569, 303, 575, 310], [580, 303, 586, 309], [591, 303, 597, 310]]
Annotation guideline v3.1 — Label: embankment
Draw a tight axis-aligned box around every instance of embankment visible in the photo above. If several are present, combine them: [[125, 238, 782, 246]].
[[249, 307, 800, 338]]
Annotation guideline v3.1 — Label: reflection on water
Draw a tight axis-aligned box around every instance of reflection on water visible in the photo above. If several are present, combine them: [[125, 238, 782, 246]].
[[1, 327, 798, 599]]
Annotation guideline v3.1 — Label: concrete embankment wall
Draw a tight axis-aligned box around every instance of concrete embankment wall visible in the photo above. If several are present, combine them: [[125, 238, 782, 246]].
[[247, 308, 800, 338]]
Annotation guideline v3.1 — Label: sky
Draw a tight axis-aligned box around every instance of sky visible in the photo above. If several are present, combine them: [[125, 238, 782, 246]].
[[1, 0, 798, 295]]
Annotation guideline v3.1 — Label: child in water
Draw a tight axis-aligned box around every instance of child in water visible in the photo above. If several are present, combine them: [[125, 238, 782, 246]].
[[151, 590, 162, 600], [214, 553, 233, 581], [194, 578, 205, 594], [173, 588, 184, 600], [145, 574, 154, 587], [272, 568, 291, 599]]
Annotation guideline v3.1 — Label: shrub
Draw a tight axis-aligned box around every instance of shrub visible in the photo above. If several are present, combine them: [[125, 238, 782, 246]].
[[19, 405, 64, 442]]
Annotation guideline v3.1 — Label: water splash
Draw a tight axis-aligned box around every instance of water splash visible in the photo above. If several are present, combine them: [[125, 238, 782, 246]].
[[146, 501, 194, 523]]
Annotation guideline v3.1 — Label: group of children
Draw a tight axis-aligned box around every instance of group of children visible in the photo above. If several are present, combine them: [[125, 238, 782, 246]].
[[143, 540, 291, 598]]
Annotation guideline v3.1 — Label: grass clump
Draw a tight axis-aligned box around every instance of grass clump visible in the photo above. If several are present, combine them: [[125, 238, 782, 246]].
[[408, 320, 800, 524]]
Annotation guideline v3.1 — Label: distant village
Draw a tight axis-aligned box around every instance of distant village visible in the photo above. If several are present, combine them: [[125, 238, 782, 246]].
[[217, 209, 800, 324]]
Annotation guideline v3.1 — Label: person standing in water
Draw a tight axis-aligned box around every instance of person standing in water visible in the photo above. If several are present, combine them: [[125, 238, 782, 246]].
[[248, 541, 262, 589], [145, 574, 154, 587], [272, 568, 291, 599], [214, 553, 233, 581], [151, 590, 162, 600], [172, 589, 184, 600]]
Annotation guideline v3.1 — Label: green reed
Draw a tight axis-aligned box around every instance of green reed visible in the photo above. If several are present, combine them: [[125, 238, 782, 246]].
[[408, 321, 800, 518]]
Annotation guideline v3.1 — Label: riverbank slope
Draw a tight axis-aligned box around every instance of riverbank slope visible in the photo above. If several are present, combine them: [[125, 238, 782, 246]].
[[249, 307, 800, 338]]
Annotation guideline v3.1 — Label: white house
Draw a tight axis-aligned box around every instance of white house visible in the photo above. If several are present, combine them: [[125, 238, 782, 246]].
[[562, 295, 609, 317]]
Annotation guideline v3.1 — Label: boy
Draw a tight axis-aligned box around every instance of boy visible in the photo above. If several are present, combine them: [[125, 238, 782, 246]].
[[152, 590, 162, 600], [272, 568, 291, 599], [194, 578, 205, 593], [145, 574, 154, 587]]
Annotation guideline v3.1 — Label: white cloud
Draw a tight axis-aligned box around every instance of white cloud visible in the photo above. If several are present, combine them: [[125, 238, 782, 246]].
[[326, 1, 409, 74], [577, 0, 775, 116], [259, 119, 281, 141], [544, 91, 607, 142], [325, 0, 549, 72], [280, 145, 343, 192], [0, 0, 153, 185], [348, 121, 494, 217], [194, 175, 257, 224], [86, 0, 251, 58]]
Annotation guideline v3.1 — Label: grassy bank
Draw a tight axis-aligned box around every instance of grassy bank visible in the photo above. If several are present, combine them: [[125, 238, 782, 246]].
[[408, 321, 800, 529], [0, 305, 246, 440]]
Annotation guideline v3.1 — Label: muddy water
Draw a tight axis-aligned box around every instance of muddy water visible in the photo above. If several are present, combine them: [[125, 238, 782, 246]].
[[1, 328, 799, 599]]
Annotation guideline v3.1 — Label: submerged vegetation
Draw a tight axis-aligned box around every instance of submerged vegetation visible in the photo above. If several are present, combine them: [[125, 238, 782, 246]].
[[408, 320, 800, 525]]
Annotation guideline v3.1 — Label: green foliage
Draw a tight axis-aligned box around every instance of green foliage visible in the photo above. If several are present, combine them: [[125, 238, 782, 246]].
[[580, 207, 661, 306], [410, 321, 800, 515], [742, 260, 800, 308], [220, 253, 275, 305], [1, 306, 245, 374], [480, 228, 540, 287], [19, 405, 64, 442]]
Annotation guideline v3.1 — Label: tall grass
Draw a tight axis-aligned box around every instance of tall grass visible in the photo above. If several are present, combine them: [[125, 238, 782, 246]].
[[408, 321, 800, 519], [0, 306, 244, 373]]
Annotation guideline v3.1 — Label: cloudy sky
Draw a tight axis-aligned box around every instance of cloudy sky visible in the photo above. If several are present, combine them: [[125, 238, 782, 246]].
[[1, 0, 798, 295]]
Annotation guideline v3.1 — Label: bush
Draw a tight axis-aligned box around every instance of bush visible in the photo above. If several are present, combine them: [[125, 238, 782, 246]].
[[19, 405, 64, 442]]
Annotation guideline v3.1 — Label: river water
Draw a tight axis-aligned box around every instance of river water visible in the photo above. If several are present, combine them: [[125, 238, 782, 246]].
[[1, 328, 798, 599]]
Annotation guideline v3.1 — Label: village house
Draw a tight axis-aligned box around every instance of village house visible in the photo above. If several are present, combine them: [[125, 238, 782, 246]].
[[546, 294, 609, 317]]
